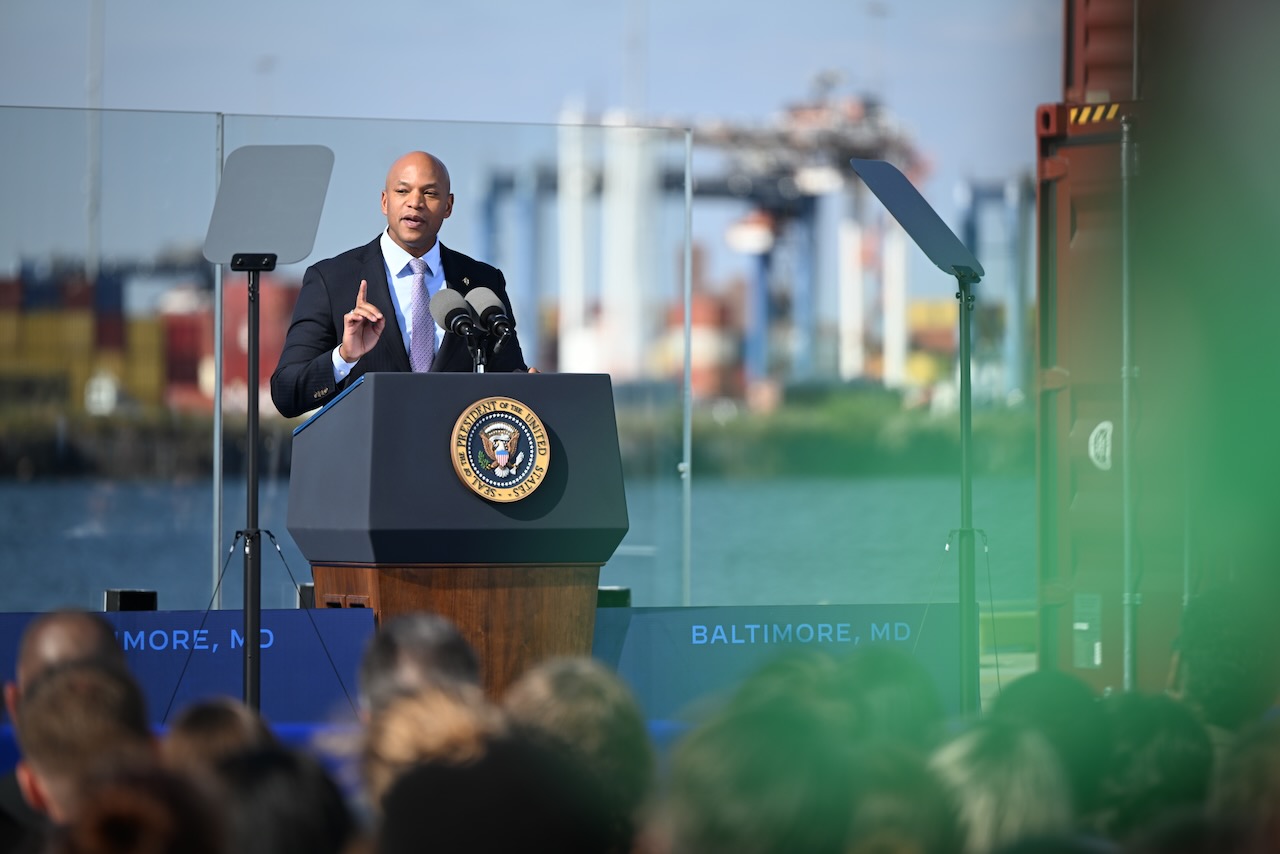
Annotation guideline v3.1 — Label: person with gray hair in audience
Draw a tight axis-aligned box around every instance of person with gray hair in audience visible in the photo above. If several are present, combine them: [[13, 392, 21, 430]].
[[357, 612, 480, 718]]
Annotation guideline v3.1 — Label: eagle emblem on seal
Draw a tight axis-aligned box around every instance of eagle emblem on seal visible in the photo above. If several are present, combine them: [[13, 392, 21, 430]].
[[481, 421, 525, 477]]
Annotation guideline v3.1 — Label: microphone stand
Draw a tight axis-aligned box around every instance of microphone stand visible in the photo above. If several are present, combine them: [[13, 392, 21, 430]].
[[469, 330, 488, 374]]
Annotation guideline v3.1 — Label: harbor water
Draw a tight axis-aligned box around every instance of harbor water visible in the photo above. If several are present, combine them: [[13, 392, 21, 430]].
[[0, 475, 1036, 614]]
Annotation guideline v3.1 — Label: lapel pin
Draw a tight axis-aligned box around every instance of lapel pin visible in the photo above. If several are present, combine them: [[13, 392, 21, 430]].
[[462, 277, 470, 286]]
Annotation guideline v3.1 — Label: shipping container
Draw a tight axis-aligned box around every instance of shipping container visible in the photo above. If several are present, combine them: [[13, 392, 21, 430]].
[[163, 311, 207, 389], [221, 275, 297, 391], [0, 278, 21, 312], [124, 317, 166, 407], [96, 313, 127, 352], [1063, 0, 1136, 104], [1035, 97, 1194, 695], [20, 311, 95, 369], [0, 311, 18, 356]]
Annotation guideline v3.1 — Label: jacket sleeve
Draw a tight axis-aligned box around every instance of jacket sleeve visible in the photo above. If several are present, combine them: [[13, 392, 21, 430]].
[[270, 263, 344, 418]]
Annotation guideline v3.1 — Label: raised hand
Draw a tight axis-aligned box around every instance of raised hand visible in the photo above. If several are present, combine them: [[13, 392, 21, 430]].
[[339, 279, 385, 362]]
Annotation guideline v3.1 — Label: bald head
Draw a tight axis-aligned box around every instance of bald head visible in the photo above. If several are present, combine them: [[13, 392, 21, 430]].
[[386, 151, 451, 193], [381, 151, 454, 255], [15, 610, 124, 691]]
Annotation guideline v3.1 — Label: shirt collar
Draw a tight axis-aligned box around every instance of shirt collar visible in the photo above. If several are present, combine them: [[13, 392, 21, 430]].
[[380, 230, 443, 277]]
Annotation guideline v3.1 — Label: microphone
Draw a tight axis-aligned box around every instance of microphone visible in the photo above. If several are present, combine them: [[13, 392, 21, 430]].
[[464, 287, 514, 354], [430, 288, 479, 338]]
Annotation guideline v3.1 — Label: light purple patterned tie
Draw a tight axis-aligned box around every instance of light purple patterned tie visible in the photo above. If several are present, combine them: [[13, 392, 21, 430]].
[[408, 257, 436, 372]]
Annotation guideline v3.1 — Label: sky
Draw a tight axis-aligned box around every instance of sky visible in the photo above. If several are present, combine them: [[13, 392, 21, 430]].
[[0, 0, 1062, 300]]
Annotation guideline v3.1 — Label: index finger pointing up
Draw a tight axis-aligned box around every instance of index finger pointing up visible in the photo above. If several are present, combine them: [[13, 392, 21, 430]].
[[357, 279, 368, 305]]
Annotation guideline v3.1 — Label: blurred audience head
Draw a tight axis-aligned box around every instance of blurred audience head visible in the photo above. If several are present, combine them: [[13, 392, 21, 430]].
[[215, 745, 354, 854], [991, 834, 1122, 854], [835, 644, 947, 753], [1126, 809, 1255, 854], [1172, 582, 1280, 737], [161, 696, 278, 777], [843, 741, 962, 854], [15, 659, 154, 823], [659, 696, 862, 854], [361, 682, 504, 812], [503, 656, 654, 846], [5, 609, 124, 724], [724, 648, 853, 738], [989, 669, 1110, 816], [358, 612, 480, 717], [1092, 690, 1213, 843], [728, 648, 841, 713], [1209, 716, 1280, 851], [377, 731, 613, 854], [929, 719, 1073, 854], [44, 764, 224, 854]]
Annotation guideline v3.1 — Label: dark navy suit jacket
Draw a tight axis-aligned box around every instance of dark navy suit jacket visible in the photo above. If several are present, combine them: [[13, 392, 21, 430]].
[[270, 236, 528, 418]]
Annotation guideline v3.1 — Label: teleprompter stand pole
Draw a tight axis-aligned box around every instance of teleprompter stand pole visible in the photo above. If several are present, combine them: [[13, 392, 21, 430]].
[[231, 252, 276, 711], [956, 272, 980, 715], [849, 158, 987, 717]]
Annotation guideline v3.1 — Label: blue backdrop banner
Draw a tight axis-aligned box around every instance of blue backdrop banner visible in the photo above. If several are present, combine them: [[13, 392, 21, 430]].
[[593, 603, 961, 721], [0, 609, 372, 727], [0, 602, 958, 732]]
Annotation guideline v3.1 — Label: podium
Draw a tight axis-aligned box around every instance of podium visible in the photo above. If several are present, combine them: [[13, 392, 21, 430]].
[[287, 372, 630, 697]]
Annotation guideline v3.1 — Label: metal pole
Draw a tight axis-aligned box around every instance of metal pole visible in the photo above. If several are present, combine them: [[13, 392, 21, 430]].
[[243, 268, 261, 710], [1132, 0, 1141, 101], [958, 275, 979, 715], [85, 0, 103, 284], [1120, 116, 1137, 691], [680, 130, 694, 607], [212, 114, 225, 609]]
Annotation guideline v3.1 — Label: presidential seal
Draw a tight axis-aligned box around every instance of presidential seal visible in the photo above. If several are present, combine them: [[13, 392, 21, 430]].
[[451, 396, 550, 502]]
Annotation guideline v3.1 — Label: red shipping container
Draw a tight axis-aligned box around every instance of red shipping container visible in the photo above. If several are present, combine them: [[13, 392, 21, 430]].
[[1035, 98, 1194, 695], [0, 278, 21, 311], [1063, 0, 1136, 104]]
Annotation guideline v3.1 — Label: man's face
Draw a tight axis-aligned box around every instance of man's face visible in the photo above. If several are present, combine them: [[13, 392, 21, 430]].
[[381, 153, 453, 255]]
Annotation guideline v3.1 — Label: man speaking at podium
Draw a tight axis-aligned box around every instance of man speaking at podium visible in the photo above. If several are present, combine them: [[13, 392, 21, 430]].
[[270, 150, 531, 419]]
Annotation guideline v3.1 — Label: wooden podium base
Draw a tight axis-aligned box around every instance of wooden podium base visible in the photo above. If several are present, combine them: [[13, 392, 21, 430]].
[[311, 563, 601, 698]]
